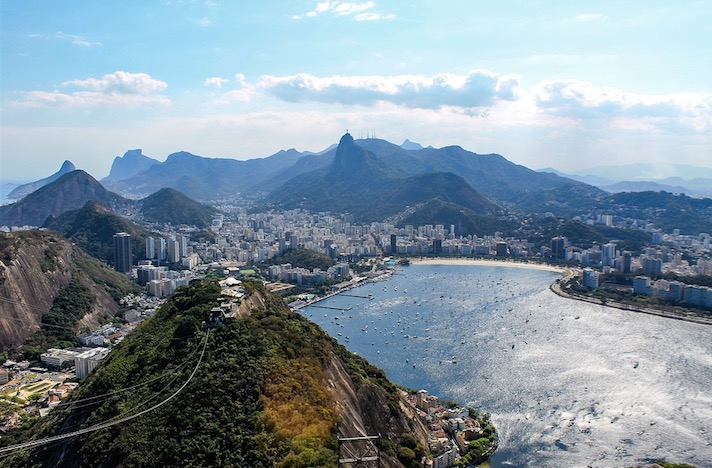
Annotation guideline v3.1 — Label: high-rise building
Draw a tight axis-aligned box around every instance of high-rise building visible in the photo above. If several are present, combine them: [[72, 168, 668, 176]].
[[622, 252, 633, 274], [550, 236, 566, 259], [167, 237, 180, 263], [113, 232, 132, 273], [177, 235, 188, 257], [390, 234, 397, 254], [582, 268, 600, 289], [602, 243, 617, 267], [146, 237, 156, 259], [158, 238, 167, 261]]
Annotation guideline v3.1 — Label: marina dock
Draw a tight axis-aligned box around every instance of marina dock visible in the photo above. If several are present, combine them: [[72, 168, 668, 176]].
[[307, 304, 353, 311], [339, 293, 372, 299]]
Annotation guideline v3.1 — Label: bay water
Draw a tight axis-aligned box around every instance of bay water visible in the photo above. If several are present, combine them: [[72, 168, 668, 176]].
[[301, 263, 712, 467]]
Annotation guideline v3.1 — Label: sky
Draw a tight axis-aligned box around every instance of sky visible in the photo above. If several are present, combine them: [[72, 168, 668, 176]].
[[1, 0, 711, 182]]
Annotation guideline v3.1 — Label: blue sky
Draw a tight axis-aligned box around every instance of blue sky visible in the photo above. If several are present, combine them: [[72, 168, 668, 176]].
[[2, 0, 711, 181]]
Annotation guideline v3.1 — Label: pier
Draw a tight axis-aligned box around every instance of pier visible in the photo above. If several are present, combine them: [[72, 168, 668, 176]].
[[307, 304, 353, 311], [339, 293, 372, 299]]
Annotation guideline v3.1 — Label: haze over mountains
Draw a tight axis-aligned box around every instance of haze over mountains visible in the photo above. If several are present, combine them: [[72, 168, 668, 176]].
[[101, 149, 159, 183], [3, 133, 712, 236], [539, 164, 712, 199], [6, 160, 76, 201], [0, 171, 215, 229], [85, 133, 607, 215]]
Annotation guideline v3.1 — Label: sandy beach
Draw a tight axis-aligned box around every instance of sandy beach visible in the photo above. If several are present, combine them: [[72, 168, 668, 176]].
[[411, 257, 566, 274]]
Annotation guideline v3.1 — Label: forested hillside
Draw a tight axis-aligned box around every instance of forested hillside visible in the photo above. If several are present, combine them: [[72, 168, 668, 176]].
[[0, 281, 431, 467], [0, 231, 139, 350]]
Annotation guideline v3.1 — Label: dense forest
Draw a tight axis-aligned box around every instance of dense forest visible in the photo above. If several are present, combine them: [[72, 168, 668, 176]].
[[266, 248, 336, 271], [0, 281, 431, 467]]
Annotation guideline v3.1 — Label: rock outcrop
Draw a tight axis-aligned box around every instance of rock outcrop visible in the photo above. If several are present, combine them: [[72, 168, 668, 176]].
[[0, 231, 127, 349]]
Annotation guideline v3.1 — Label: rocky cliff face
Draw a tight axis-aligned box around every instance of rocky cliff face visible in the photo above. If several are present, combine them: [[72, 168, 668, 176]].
[[0, 231, 119, 349], [326, 355, 429, 468], [102, 149, 158, 183]]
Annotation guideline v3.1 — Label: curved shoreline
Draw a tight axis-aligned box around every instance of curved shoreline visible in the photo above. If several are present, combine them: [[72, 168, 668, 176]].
[[408, 257, 712, 326], [550, 275, 712, 326], [410, 257, 565, 273]]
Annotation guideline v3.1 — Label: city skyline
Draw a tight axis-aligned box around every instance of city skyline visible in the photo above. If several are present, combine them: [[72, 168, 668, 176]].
[[2, 1, 711, 181]]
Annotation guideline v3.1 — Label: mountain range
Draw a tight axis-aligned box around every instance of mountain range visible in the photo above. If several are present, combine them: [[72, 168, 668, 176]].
[[0, 171, 215, 230], [262, 133, 501, 223], [5, 135, 712, 236], [0, 170, 129, 227], [539, 166, 712, 199], [93, 133, 605, 219]]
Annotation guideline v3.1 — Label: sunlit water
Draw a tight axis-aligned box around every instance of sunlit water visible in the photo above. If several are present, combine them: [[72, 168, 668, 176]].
[[301, 264, 712, 467]]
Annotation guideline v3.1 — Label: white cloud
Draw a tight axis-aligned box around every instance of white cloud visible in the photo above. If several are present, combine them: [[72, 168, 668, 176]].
[[205, 77, 229, 88], [195, 17, 211, 27], [234, 73, 248, 86], [16, 71, 169, 107], [215, 89, 253, 104], [533, 80, 712, 133], [575, 13, 605, 21], [55, 31, 102, 47], [354, 12, 395, 21], [64, 71, 167, 94], [212, 74, 253, 103], [28, 31, 102, 46], [332, 1, 374, 15], [239, 70, 520, 111], [294, 1, 394, 21]]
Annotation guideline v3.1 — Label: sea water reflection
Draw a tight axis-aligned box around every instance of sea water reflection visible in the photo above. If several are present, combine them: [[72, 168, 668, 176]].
[[301, 264, 712, 467]]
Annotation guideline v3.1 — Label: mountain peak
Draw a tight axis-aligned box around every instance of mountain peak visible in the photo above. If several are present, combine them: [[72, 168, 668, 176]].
[[140, 187, 215, 228], [59, 160, 76, 172], [123, 149, 144, 159], [0, 170, 128, 228], [339, 132, 354, 146], [102, 149, 159, 182], [166, 151, 199, 161], [7, 160, 79, 200], [332, 132, 369, 173], [400, 139, 424, 151]]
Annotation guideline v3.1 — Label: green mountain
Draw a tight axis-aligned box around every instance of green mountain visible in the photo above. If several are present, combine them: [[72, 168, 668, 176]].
[[0, 171, 131, 228], [399, 199, 518, 237], [0, 231, 140, 350], [1, 281, 455, 467], [7, 160, 76, 201], [44, 200, 152, 265], [607, 191, 712, 234], [263, 133, 500, 222], [267, 248, 336, 270], [354, 139, 606, 216], [527, 217, 652, 252], [138, 187, 216, 228]]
